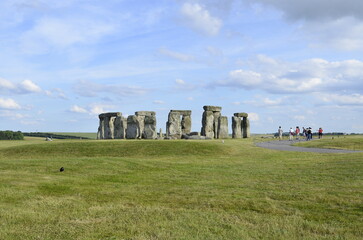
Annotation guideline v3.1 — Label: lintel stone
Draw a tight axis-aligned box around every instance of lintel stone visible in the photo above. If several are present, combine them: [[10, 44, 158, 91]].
[[203, 106, 222, 112], [234, 112, 248, 118]]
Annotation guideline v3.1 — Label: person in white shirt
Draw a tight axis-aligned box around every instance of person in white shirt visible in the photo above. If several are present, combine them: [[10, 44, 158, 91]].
[[289, 127, 294, 141], [278, 126, 283, 140]]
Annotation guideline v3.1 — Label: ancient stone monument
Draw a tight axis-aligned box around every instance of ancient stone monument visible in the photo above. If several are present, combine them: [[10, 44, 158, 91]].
[[97, 112, 127, 139], [97, 111, 157, 140], [166, 110, 192, 139], [201, 106, 228, 139], [126, 111, 157, 139], [232, 112, 250, 138]]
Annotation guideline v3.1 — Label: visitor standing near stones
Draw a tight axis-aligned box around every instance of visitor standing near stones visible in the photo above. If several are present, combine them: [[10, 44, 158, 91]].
[[278, 126, 283, 140], [289, 127, 294, 141], [306, 127, 312, 141], [302, 127, 306, 138], [295, 126, 300, 140], [318, 128, 323, 139]]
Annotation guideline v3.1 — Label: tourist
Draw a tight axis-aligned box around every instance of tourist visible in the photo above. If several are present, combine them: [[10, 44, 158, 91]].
[[306, 127, 312, 141], [302, 127, 306, 138], [295, 126, 300, 140], [318, 128, 323, 139], [278, 126, 283, 140], [289, 127, 294, 141]]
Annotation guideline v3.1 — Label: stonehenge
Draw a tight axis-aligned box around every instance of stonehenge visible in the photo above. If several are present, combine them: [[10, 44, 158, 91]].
[[97, 106, 250, 140], [201, 106, 228, 139], [166, 110, 192, 139], [97, 111, 157, 140], [232, 113, 250, 138]]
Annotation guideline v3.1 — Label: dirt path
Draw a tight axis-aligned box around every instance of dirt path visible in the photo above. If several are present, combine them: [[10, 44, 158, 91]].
[[255, 140, 362, 153]]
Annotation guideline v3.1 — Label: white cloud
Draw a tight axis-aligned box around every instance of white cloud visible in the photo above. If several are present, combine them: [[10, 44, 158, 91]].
[[248, 112, 259, 122], [0, 98, 21, 109], [153, 100, 164, 104], [74, 80, 148, 98], [159, 48, 195, 62], [21, 17, 115, 53], [70, 105, 88, 114], [175, 79, 186, 85], [217, 56, 363, 94], [319, 93, 363, 106], [20, 79, 42, 93], [180, 2, 222, 36], [0, 78, 43, 94]]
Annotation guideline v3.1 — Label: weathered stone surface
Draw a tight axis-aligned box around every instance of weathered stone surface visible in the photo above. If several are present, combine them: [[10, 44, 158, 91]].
[[181, 115, 192, 135], [143, 115, 157, 139], [159, 128, 163, 139], [126, 115, 139, 139], [167, 112, 182, 138], [108, 116, 116, 139], [136, 115, 145, 139], [114, 116, 127, 139], [189, 131, 200, 136], [213, 111, 221, 137], [170, 110, 191, 116], [135, 111, 155, 117], [203, 106, 222, 112], [234, 112, 248, 118], [242, 117, 250, 138], [201, 110, 214, 138], [232, 116, 242, 138], [217, 116, 229, 139], [99, 112, 122, 118]]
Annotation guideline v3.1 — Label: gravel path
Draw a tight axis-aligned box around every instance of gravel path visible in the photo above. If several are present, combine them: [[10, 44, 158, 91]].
[[255, 140, 362, 153]]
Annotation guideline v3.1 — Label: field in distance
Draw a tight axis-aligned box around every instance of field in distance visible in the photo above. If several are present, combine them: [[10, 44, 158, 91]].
[[0, 136, 362, 239]]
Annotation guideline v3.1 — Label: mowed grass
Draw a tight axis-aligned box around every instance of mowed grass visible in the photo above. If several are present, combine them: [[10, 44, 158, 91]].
[[0, 137, 362, 239], [294, 135, 363, 151]]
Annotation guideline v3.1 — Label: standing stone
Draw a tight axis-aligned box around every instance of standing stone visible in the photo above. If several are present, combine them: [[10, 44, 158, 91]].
[[97, 112, 122, 139], [217, 116, 229, 139], [181, 115, 192, 135], [167, 111, 181, 139], [126, 115, 139, 139], [143, 115, 157, 139], [232, 116, 242, 138], [213, 111, 221, 137], [242, 117, 250, 138], [201, 110, 214, 138], [114, 116, 127, 139]]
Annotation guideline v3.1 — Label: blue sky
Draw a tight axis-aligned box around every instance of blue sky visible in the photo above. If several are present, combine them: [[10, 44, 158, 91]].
[[1, 0, 362, 134]]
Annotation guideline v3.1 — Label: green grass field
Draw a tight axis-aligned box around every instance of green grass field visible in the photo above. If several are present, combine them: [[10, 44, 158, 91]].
[[0, 137, 362, 239]]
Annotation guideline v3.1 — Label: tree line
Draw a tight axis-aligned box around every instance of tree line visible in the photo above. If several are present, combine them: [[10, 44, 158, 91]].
[[0, 131, 24, 140]]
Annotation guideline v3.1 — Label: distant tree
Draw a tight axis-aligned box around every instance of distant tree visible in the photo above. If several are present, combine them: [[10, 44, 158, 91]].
[[0, 130, 24, 140]]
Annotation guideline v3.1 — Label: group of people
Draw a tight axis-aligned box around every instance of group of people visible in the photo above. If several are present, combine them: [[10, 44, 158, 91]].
[[278, 126, 323, 141]]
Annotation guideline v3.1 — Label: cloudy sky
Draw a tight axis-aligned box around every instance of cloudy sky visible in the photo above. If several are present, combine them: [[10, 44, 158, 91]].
[[1, 0, 362, 134]]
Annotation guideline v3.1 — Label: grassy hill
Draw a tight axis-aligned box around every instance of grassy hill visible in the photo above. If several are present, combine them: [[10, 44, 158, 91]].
[[0, 137, 362, 239]]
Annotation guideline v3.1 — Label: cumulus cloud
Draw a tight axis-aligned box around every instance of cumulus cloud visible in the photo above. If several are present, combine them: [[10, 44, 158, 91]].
[[216, 55, 363, 94], [70, 105, 88, 114], [0, 78, 42, 94], [174, 78, 198, 90], [0, 98, 21, 109], [180, 2, 222, 36], [74, 80, 149, 98], [245, 0, 363, 50], [159, 47, 195, 62]]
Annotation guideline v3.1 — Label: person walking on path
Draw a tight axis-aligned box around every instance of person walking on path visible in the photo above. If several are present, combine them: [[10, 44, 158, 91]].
[[318, 128, 323, 139], [295, 126, 300, 140], [278, 126, 283, 140], [289, 127, 294, 141]]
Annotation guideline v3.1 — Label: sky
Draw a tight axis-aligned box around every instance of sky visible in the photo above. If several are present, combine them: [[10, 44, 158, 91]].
[[0, 0, 363, 134]]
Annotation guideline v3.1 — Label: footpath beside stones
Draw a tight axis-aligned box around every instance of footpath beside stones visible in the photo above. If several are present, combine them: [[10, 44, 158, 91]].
[[255, 140, 362, 153]]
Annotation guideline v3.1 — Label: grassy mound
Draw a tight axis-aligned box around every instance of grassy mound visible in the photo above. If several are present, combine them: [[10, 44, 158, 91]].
[[1, 140, 233, 159], [294, 135, 363, 150], [0, 137, 362, 239]]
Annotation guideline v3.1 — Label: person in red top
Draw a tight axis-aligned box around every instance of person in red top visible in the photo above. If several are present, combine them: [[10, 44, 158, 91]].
[[318, 128, 323, 139], [295, 126, 300, 140]]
